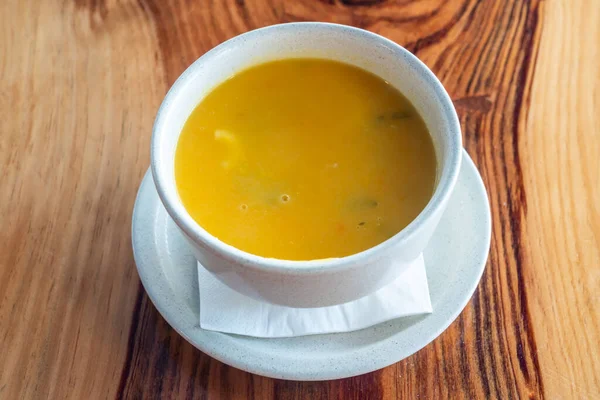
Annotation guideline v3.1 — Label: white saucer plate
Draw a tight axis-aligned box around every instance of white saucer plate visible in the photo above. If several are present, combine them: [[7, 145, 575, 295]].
[[132, 149, 491, 381]]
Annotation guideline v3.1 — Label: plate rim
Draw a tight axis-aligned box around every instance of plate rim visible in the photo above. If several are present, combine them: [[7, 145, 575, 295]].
[[132, 148, 491, 380]]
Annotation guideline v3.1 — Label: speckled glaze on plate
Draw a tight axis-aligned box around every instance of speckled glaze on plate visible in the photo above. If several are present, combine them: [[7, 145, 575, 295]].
[[131, 149, 491, 381]]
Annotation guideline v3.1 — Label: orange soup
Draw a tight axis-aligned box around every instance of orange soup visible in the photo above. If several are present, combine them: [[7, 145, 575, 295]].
[[175, 59, 436, 260]]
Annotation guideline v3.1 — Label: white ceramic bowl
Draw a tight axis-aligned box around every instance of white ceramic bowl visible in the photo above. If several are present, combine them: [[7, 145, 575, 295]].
[[151, 22, 462, 308]]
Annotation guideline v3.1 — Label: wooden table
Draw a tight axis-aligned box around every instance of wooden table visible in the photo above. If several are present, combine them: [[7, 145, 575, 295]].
[[1, 0, 598, 398]]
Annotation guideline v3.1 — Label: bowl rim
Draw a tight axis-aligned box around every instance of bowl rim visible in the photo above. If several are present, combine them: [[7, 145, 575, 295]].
[[150, 22, 462, 274]]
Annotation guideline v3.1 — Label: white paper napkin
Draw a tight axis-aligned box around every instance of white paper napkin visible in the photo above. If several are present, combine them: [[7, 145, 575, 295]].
[[198, 255, 432, 338]]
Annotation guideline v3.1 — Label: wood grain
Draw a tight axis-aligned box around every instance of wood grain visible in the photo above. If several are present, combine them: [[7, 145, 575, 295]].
[[0, 0, 598, 398], [0, 0, 164, 398], [523, 1, 600, 397]]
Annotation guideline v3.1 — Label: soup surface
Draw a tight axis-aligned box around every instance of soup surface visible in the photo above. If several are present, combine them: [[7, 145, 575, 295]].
[[175, 59, 436, 260]]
